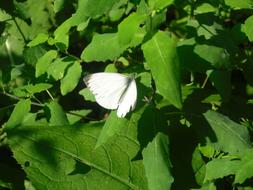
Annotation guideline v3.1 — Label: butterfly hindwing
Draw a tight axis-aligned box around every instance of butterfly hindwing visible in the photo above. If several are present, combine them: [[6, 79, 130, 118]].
[[117, 78, 137, 117]]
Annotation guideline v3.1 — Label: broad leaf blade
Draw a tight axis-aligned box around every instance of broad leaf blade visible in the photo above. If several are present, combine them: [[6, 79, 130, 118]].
[[235, 149, 253, 184], [204, 110, 251, 155], [142, 31, 182, 108], [142, 132, 173, 190], [204, 158, 240, 183], [6, 122, 147, 190]]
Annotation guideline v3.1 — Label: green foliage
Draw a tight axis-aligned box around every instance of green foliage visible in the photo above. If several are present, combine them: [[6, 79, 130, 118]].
[[1, 0, 253, 189]]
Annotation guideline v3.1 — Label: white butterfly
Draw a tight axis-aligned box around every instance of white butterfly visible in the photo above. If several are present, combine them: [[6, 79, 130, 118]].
[[84, 72, 137, 118]]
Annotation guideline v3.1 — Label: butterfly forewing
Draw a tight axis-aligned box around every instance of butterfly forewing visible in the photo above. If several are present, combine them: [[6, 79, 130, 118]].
[[84, 73, 131, 110]]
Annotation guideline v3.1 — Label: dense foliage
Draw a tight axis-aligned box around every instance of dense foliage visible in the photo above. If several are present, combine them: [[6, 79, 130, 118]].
[[0, 0, 253, 189]]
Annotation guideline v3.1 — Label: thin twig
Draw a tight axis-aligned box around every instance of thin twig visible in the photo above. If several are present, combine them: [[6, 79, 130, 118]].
[[46, 89, 54, 100], [201, 74, 209, 88], [0, 91, 44, 107]]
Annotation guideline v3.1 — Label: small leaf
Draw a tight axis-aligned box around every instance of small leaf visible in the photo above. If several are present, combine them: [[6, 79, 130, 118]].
[[66, 110, 92, 125], [23, 83, 52, 94], [81, 33, 125, 62], [204, 110, 251, 155], [47, 57, 74, 80], [45, 101, 69, 125], [142, 31, 182, 109], [60, 61, 82, 95], [118, 12, 146, 46], [79, 88, 96, 102], [27, 33, 49, 47], [204, 158, 240, 183], [36, 50, 58, 77], [5, 99, 31, 130], [243, 15, 253, 42], [235, 149, 253, 184], [142, 132, 174, 190]]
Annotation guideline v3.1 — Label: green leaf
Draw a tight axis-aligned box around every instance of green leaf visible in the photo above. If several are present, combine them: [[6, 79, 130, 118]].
[[142, 31, 182, 109], [142, 133, 173, 190], [5, 99, 31, 129], [53, 0, 65, 13], [45, 101, 69, 125], [47, 57, 74, 80], [203, 110, 251, 155], [224, 0, 253, 9], [235, 149, 253, 184], [118, 12, 146, 46], [27, 33, 49, 47], [147, 0, 173, 11], [66, 110, 92, 125], [81, 33, 125, 62], [60, 61, 82, 95], [243, 15, 253, 42], [79, 0, 120, 18], [96, 111, 128, 148], [36, 50, 58, 77], [204, 158, 240, 183], [192, 147, 206, 185], [208, 70, 231, 101], [194, 45, 230, 69], [6, 122, 148, 190], [79, 88, 96, 102], [22, 83, 52, 94], [96, 106, 145, 148]]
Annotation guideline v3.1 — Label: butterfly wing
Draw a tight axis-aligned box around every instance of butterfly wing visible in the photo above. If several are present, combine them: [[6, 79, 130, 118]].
[[117, 77, 137, 118], [84, 73, 131, 110]]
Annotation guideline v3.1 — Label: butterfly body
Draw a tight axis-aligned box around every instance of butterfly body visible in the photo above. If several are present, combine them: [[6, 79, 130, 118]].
[[84, 72, 137, 117]]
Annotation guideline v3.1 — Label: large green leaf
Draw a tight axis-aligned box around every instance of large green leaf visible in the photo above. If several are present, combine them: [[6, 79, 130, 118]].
[[142, 133, 173, 190], [203, 110, 251, 155], [208, 70, 231, 101], [142, 31, 182, 109], [96, 106, 145, 148], [204, 158, 240, 183], [194, 45, 230, 69], [60, 61, 82, 95], [243, 15, 253, 42], [81, 33, 125, 62], [5, 99, 31, 130], [79, 0, 120, 18], [235, 149, 253, 184], [5, 121, 148, 190]]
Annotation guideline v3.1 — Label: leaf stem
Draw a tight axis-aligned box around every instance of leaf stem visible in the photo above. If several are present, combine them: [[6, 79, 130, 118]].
[[46, 89, 54, 100], [201, 74, 209, 88]]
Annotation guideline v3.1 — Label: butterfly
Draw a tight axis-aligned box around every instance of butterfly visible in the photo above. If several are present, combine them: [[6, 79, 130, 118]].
[[84, 72, 137, 118]]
